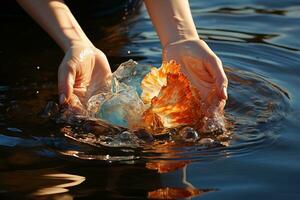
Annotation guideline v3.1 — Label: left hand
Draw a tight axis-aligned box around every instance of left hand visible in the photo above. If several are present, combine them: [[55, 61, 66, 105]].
[[163, 39, 228, 112]]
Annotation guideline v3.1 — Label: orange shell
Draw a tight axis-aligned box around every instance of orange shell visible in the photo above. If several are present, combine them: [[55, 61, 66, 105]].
[[140, 60, 203, 130], [141, 60, 181, 104], [141, 109, 164, 132]]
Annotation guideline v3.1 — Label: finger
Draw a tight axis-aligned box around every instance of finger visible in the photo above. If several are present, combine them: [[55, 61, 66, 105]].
[[73, 87, 87, 104], [58, 62, 76, 104], [207, 55, 228, 100], [87, 51, 112, 97]]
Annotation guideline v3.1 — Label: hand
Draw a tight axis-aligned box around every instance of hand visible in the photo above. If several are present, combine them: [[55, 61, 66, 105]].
[[163, 39, 228, 113], [58, 43, 112, 108]]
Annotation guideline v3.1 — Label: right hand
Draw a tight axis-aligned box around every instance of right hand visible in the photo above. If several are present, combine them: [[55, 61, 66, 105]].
[[163, 39, 228, 115], [58, 43, 112, 108]]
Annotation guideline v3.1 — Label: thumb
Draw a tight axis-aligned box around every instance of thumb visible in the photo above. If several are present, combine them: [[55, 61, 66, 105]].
[[58, 62, 76, 105]]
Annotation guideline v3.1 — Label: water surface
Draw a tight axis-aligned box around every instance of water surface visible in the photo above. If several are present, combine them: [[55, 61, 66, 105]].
[[0, 0, 300, 199]]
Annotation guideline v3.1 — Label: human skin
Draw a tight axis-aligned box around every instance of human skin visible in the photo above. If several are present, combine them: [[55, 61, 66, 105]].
[[145, 0, 228, 103], [16, 0, 112, 105], [17, 0, 228, 107]]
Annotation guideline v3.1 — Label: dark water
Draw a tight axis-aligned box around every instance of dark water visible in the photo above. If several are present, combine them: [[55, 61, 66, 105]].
[[1, 0, 300, 199]]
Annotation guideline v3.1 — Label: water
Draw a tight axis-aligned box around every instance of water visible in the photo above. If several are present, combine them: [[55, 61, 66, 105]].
[[0, 0, 300, 199]]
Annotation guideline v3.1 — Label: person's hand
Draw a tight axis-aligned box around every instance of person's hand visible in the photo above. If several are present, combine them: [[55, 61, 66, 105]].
[[58, 43, 112, 109], [163, 39, 228, 113]]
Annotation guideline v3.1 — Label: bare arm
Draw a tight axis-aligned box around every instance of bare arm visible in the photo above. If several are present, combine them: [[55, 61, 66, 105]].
[[144, 0, 198, 48], [16, 0, 92, 52], [145, 0, 228, 101], [17, 0, 111, 106]]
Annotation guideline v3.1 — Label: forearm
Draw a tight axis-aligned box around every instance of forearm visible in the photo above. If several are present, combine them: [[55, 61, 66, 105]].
[[144, 0, 199, 48], [17, 0, 92, 52]]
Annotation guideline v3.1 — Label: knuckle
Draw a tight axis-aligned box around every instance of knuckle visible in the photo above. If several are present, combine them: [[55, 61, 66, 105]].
[[223, 76, 229, 86], [213, 55, 222, 65], [96, 49, 107, 59], [208, 53, 222, 66], [66, 63, 76, 71], [220, 75, 228, 87]]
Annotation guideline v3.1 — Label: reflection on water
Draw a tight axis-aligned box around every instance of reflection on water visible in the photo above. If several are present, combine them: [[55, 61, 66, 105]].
[[148, 187, 207, 199], [146, 162, 213, 199], [0, 169, 85, 199], [0, 0, 300, 199], [33, 173, 85, 196], [146, 160, 190, 173]]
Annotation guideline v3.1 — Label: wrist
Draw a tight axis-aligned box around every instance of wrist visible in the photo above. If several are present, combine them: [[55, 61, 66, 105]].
[[69, 39, 93, 49], [62, 36, 94, 53], [54, 4, 93, 52], [162, 38, 200, 54], [161, 30, 199, 49]]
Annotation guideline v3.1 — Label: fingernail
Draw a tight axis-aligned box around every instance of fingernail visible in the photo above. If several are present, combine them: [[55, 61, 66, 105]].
[[59, 93, 66, 104], [222, 87, 228, 99]]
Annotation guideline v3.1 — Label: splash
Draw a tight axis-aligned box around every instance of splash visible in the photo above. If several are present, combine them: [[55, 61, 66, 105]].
[[87, 60, 226, 134]]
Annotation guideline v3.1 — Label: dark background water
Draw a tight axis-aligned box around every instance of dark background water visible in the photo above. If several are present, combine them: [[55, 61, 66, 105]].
[[0, 0, 300, 199]]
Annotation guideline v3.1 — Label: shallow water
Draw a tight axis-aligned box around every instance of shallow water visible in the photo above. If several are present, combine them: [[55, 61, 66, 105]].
[[1, 0, 300, 199]]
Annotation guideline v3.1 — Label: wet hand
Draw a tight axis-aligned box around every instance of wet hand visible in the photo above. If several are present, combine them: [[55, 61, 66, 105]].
[[163, 39, 228, 111], [58, 44, 112, 107]]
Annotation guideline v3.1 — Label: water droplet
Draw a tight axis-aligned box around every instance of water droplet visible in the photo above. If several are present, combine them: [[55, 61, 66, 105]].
[[119, 131, 132, 142], [179, 127, 199, 142]]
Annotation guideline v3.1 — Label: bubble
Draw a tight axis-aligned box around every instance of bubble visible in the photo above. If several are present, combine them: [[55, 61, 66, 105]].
[[179, 127, 199, 142], [119, 131, 132, 142]]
